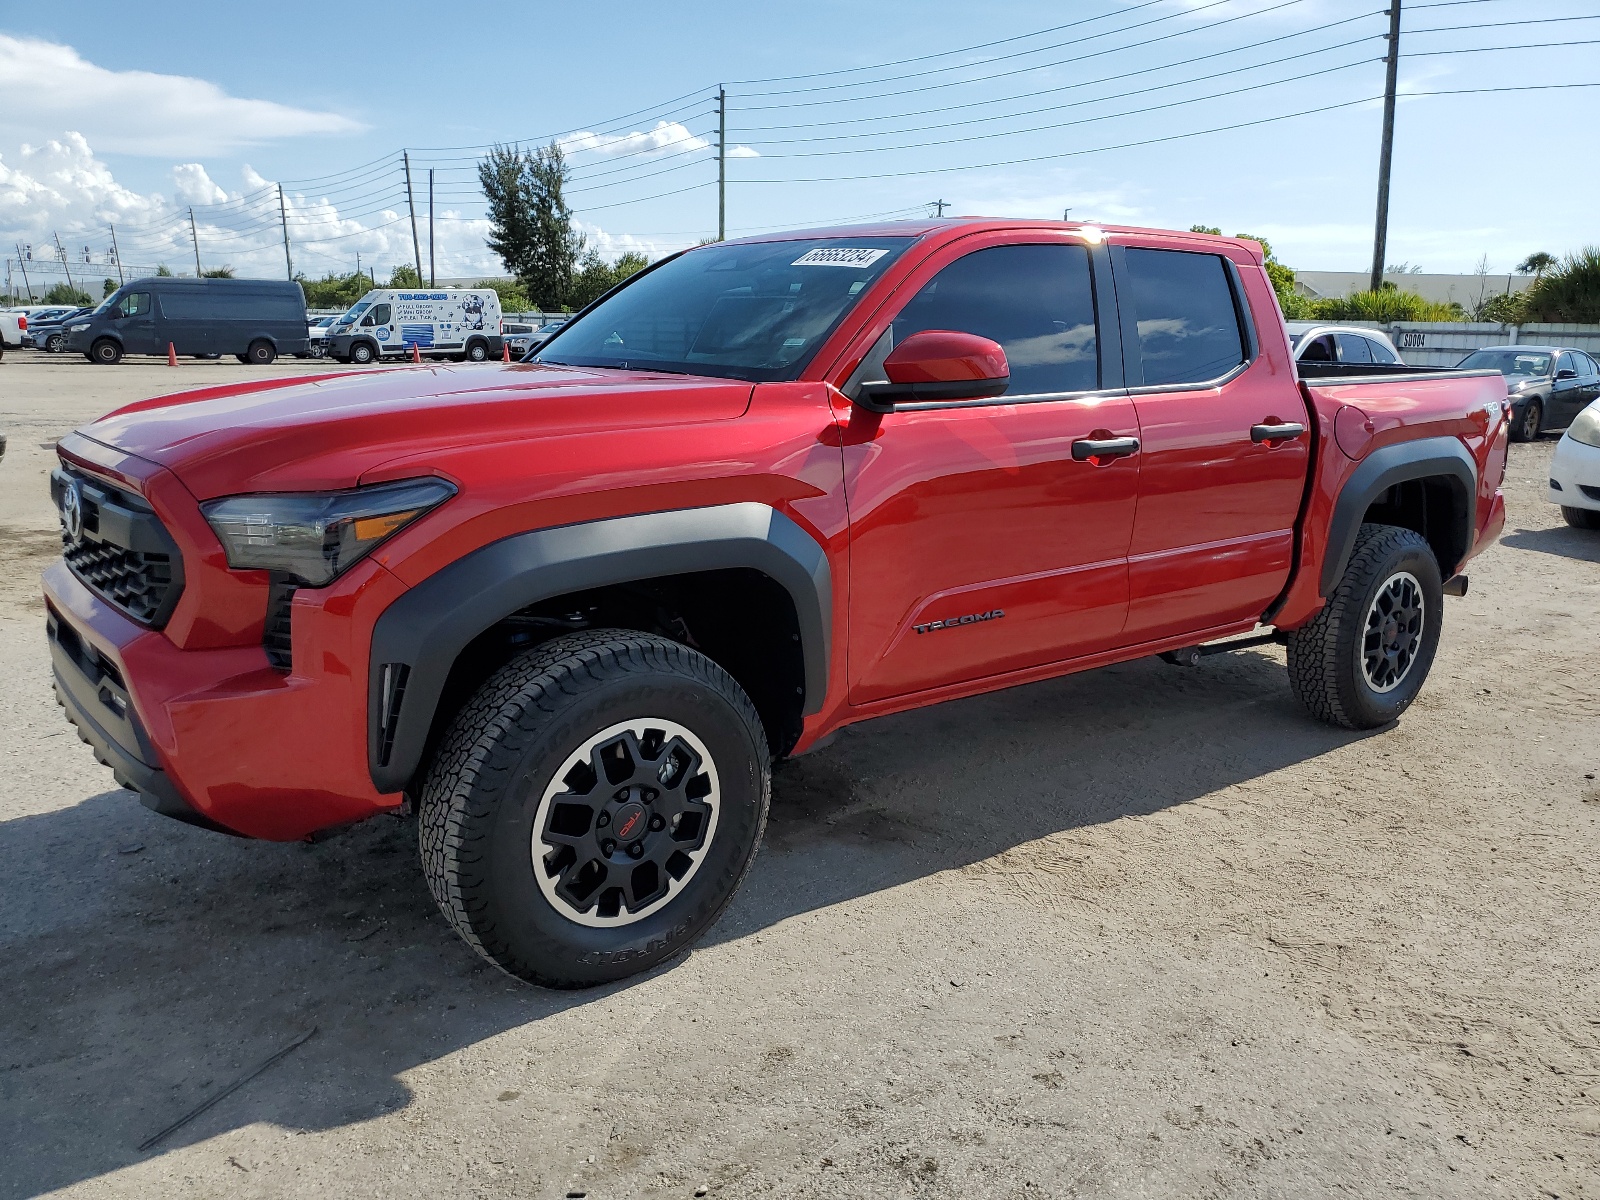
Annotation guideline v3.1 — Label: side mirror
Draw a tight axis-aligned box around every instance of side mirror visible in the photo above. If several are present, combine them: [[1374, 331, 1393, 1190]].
[[856, 329, 1010, 411], [1556, 368, 1578, 380]]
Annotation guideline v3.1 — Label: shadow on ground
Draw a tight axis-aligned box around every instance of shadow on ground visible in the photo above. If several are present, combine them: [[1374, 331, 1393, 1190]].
[[0, 648, 1357, 1197], [1500, 524, 1600, 563]]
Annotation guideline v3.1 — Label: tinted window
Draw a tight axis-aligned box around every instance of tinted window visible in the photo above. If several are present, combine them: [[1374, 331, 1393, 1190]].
[[1368, 338, 1399, 364], [1458, 349, 1551, 376], [1336, 333, 1373, 364], [537, 237, 910, 382], [118, 292, 151, 317], [362, 303, 392, 326], [890, 244, 1098, 395], [1557, 352, 1578, 376], [1121, 249, 1245, 386], [1582, 353, 1600, 376], [1299, 334, 1334, 362], [159, 288, 304, 321]]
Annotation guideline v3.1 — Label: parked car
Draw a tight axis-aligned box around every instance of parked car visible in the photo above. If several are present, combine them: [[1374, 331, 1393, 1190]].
[[324, 287, 503, 363], [64, 278, 310, 364], [1548, 397, 1600, 529], [24, 307, 92, 352], [502, 321, 538, 357], [16, 306, 78, 342], [306, 314, 339, 357], [528, 318, 568, 355], [1456, 345, 1600, 442], [1284, 322, 1402, 367], [0, 309, 23, 359], [45, 221, 1507, 987]]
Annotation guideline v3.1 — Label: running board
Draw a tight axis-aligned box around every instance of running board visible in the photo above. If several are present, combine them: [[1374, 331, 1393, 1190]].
[[1159, 631, 1285, 667]]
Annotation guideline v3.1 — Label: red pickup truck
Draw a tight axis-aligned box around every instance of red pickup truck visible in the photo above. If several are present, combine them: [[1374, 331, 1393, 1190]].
[[44, 221, 1508, 987]]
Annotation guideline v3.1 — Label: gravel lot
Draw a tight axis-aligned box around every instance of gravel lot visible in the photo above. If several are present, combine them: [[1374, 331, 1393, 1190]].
[[1, 355, 1596, 1199]]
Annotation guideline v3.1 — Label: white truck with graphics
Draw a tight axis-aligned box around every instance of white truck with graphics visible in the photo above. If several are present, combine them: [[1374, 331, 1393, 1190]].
[[325, 288, 503, 364]]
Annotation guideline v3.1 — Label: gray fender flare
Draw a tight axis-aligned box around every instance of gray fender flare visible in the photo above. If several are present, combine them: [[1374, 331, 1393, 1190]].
[[366, 502, 832, 793], [1320, 435, 1476, 597]]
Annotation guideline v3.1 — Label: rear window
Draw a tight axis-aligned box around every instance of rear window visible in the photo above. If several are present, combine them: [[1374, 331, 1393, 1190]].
[[1121, 248, 1246, 387]]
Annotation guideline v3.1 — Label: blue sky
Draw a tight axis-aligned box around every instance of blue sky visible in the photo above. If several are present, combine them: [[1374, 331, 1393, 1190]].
[[1, 0, 1596, 287]]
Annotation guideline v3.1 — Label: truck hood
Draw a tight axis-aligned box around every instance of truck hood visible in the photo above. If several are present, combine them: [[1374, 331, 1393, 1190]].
[[77, 363, 755, 499]]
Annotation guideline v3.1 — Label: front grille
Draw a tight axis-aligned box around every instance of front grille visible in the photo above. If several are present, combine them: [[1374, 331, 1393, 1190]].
[[264, 576, 296, 670], [52, 466, 184, 627]]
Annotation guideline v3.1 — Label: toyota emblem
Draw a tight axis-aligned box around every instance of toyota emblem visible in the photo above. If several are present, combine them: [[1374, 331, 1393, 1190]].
[[59, 479, 84, 543]]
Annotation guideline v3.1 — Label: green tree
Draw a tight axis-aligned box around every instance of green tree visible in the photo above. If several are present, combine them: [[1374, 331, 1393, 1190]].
[[1310, 289, 1462, 322], [1472, 291, 1523, 324], [1520, 247, 1600, 323], [570, 251, 650, 309], [297, 270, 376, 310], [43, 282, 92, 306], [200, 266, 235, 278], [1189, 224, 1222, 235], [155, 265, 174, 277], [102, 278, 117, 297], [473, 278, 533, 313], [1231, 231, 1313, 320], [388, 264, 423, 288], [479, 141, 585, 309], [1516, 251, 1556, 280]]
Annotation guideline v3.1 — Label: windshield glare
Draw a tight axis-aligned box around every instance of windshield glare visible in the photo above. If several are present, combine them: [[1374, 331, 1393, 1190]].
[[1460, 349, 1551, 376], [534, 237, 913, 381], [335, 300, 371, 327]]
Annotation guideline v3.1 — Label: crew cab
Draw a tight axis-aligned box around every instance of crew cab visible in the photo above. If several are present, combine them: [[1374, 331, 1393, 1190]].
[[42, 220, 1508, 988]]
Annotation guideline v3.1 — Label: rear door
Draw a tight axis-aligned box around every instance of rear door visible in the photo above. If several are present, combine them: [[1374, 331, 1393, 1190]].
[[1111, 242, 1310, 643], [841, 233, 1141, 705]]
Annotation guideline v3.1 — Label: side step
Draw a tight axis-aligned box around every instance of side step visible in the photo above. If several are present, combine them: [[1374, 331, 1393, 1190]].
[[1159, 631, 1285, 667]]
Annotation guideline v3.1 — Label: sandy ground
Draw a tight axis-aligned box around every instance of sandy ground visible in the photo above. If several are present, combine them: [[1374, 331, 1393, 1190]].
[[0, 354, 1596, 1200]]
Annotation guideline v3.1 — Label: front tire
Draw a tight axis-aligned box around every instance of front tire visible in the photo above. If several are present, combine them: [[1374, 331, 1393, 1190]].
[[89, 338, 123, 365], [1286, 523, 1443, 730], [1562, 505, 1600, 530], [418, 630, 771, 988], [46, 333, 65, 353], [349, 341, 375, 365]]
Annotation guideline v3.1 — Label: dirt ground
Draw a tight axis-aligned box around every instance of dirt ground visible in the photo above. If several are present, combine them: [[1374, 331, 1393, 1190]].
[[0, 354, 1596, 1200]]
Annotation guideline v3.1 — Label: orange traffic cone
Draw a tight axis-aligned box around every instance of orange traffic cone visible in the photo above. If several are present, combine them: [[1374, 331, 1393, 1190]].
[[502, 342, 511, 363], [411, 343, 422, 365], [167, 342, 177, 367]]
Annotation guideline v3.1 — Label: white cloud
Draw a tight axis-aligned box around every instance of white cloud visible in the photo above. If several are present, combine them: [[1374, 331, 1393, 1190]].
[[559, 120, 708, 158], [0, 34, 364, 156], [171, 163, 227, 205]]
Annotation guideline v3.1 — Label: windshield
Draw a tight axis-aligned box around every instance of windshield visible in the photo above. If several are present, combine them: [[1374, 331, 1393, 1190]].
[[534, 236, 913, 381], [335, 300, 371, 328], [92, 294, 119, 315], [1459, 349, 1551, 376]]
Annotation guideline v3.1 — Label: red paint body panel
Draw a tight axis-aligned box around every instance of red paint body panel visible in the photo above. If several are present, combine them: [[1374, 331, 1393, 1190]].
[[42, 219, 1509, 840]]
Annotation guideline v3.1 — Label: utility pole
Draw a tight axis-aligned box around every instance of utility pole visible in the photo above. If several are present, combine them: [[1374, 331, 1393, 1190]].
[[16, 244, 32, 300], [277, 184, 294, 281], [933, 199, 949, 217], [1368, 0, 1402, 294], [716, 86, 726, 241], [403, 151, 424, 285], [189, 206, 202, 276], [109, 224, 124, 286], [1062, 207, 1072, 221], [53, 231, 76, 293], [428, 168, 436, 287]]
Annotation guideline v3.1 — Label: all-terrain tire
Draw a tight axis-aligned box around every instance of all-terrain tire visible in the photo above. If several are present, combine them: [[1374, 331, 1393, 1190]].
[[1285, 522, 1443, 730], [1562, 505, 1600, 530], [418, 629, 770, 988]]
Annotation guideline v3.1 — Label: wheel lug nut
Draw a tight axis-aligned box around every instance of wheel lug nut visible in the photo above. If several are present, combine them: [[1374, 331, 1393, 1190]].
[[601, 839, 617, 855], [649, 814, 665, 831], [596, 812, 610, 828], [643, 788, 658, 803], [627, 842, 644, 859]]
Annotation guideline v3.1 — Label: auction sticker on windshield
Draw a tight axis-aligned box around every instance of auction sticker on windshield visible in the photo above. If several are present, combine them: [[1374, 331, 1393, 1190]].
[[792, 248, 890, 268]]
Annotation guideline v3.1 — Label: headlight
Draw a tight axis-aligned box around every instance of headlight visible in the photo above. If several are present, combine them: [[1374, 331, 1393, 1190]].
[[1569, 404, 1600, 450], [70, 323, 90, 332], [201, 478, 455, 586]]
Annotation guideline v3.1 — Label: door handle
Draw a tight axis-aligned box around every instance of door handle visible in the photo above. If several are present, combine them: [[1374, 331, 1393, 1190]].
[[1251, 422, 1306, 443], [1071, 436, 1140, 461]]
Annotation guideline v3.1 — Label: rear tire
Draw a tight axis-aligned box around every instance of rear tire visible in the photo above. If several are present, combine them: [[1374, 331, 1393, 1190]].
[[246, 339, 276, 365], [418, 629, 770, 988], [89, 338, 122, 365], [464, 339, 489, 362], [1286, 523, 1443, 730], [1562, 505, 1600, 530], [1512, 399, 1543, 442]]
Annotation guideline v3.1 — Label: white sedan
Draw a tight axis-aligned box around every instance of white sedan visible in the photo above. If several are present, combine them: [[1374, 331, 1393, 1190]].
[[1549, 398, 1600, 529]]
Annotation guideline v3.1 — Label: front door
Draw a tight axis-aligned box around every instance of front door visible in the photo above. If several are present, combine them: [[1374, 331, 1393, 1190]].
[[361, 301, 395, 354], [842, 236, 1140, 705], [1552, 351, 1590, 423], [113, 290, 156, 355], [1112, 243, 1310, 643]]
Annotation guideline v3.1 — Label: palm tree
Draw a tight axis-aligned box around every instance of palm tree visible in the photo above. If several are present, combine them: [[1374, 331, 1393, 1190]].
[[1516, 252, 1556, 280]]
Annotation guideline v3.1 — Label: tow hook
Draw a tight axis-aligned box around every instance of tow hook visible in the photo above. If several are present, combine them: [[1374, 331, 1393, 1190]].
[[1442, 575, 1469, 597]]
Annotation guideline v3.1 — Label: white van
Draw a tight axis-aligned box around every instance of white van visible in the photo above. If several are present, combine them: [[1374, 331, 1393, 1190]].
[[325, 288, 504, 364]]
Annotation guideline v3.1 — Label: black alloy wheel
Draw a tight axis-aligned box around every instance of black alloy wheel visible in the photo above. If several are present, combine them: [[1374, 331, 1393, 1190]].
[[1517, 399, 1543, 442]]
